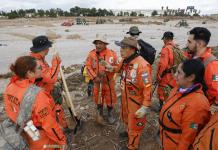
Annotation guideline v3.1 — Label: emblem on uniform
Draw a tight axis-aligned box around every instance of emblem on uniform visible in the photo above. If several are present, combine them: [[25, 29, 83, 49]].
[[130, 70, 137, 78], [189, 123, 198, 130], [137, 122, 144, 127], [109, 57, 113, 64], [133, 63, 138, 69], [129, 90, 136, 95], [142, 72, 149, 84], [179, 104, 186, 110], [212, 75, 218, 81]]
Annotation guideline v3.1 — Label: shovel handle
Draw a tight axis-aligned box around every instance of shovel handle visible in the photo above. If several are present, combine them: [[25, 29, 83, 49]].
[[59, 67, 77, 116], [52, 47, 77, 117], [43, 144, 64, 149], [98, 82, 102, 105]]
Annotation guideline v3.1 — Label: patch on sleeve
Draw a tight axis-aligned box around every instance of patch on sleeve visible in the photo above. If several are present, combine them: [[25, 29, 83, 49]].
[[109, 57, 114, 63], [212, 75, 218, 81], [189, 123, 198, 130], [133, 63, 138, 69], [142, 72, 149, 84]]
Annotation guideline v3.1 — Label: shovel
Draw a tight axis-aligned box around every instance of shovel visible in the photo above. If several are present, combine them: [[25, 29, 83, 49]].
[[52, 44, 81, 134], [59, 66, 81, 134], [96, 81, 105, 125]]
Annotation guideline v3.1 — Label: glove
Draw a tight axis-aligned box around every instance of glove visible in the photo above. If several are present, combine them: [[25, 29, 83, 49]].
[[135, 106, 150, 118], [210, 103, 218, 115], [99, 59, 114, 72]]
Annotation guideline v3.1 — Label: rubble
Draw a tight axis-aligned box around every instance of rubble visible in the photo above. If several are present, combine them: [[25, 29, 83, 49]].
[[175, 20, 189, 27]]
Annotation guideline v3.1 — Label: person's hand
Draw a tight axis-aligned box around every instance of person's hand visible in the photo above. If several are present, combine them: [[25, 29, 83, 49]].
[[99, 58, 108, 67], [99, 59, 114, 72], [210, 103, 218, 115], [135, 106, 150, 118], [53, 52, 62, 64], [105, 65, 114, 72]]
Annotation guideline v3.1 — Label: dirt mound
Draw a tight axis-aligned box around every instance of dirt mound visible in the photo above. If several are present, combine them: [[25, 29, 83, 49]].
[[63, 64, 83, 74], [66, 34, 83, 40], [145, 21, 164, 25], [0, 72, 13, 79], [46, 30, 61, 41]]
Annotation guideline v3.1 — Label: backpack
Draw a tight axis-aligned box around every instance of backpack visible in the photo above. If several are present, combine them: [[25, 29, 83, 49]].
[[138, 39, 156, 65], [171, 45, 187, 73], [0, 84, 41, 150]]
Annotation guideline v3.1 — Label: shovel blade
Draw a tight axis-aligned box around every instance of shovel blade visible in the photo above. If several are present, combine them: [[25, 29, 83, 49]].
[[96, 111, 105, 125]]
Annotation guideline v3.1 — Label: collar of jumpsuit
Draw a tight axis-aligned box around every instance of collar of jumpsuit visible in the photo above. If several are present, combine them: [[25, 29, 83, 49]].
[[178, 83, 201, 94], [95, 48, 108, 56], [164, 40, 175, 47], [198, 47, 212, 60], [10, 76, 35, 88], [30, 52, 45, 60]]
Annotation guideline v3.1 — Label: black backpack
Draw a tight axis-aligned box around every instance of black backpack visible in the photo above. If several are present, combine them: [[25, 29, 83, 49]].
[[138, 39, 156, 65]]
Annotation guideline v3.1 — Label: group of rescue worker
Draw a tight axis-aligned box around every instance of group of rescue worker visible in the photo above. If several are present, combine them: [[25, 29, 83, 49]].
[[2, 25, 218, 150]]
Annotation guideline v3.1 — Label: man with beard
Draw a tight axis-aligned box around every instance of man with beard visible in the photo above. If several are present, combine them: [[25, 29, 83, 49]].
[[186, 27, 218, 112]]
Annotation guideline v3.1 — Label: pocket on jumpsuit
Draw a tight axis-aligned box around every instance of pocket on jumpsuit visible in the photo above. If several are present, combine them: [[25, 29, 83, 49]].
[[128, 113, 146, 132]]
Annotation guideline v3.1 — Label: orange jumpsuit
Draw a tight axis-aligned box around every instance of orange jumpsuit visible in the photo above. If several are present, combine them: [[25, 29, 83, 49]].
[[156, 41, 177, 101], [30, 52, 67, 128], [120, 55, 152, 150], [159, 84, 210, 150], [193, 110, 218, 150], [197, 48, 218, 105], [3, 76, 66, 150], [85, 48, 118, 107]]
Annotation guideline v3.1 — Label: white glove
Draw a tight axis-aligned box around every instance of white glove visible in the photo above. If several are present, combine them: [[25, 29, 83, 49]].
[[210, 103, 218, 115], [135, 106, 150, 118]]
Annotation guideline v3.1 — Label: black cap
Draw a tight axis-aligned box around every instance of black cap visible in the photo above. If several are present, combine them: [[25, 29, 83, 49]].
[[162, 31, 174, 40], [126, 26, 142, 35], [30, 35, 53, 53]]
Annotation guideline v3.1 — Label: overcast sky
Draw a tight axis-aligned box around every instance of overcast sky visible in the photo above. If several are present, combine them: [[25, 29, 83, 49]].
[[0, 0, 218, 14]]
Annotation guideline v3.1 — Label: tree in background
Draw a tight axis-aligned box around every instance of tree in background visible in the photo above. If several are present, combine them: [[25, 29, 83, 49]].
[[38, 9, 45, 17], [151, 10, 158, 16], [130, 11, 137, 16]]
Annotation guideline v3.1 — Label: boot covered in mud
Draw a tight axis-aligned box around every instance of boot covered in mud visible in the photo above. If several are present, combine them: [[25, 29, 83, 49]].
[[97, 104, 103, 116], [119, 131, 128, 139], [107, 106, 115, 124], [96, 104, 105, 125]]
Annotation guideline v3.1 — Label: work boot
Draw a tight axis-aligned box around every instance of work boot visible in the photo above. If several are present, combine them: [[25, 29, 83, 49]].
[[97, 104, 103, 116], [107, 106, 115, 124], [119, 131, 128, 139], [119, 146, 129, 150]]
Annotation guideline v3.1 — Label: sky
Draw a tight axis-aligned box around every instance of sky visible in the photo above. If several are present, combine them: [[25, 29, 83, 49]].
[[0, 0, 218, 14]]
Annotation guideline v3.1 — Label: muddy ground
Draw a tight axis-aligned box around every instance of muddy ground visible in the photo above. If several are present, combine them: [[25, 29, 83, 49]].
[[63, 64, 161, 150]]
